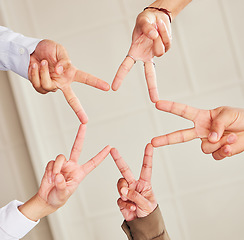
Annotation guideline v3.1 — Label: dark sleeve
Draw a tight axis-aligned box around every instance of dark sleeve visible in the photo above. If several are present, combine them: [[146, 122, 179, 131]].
[[121, 205, 170, 240]]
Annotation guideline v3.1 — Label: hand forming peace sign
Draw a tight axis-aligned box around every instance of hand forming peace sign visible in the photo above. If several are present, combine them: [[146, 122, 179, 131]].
[[112, 9, 172, 103], [151, 100, 244, 160], [37, 124, 111, 211], [110, 143, 157, 222], [29, 39, 110, 124]]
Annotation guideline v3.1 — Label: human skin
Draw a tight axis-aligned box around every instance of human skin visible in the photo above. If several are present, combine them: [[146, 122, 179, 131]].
[[112, 0, 192, 103], [111, 144, 157, 221], [29, 39, 110, 124], [151, 100, 244, 160], [19, 124, 111, 221]]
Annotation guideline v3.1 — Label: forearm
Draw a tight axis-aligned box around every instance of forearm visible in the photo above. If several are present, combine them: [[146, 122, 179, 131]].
[[0, 26, 41, 79], [0, 200, 39, 240], [122, 205, 170, 240], [18, 194, 57, 222], [149, 0, 192, 20]]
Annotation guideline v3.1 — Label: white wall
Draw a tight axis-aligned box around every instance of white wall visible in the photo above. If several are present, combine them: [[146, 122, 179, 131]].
[[1, 0, 244, 239]]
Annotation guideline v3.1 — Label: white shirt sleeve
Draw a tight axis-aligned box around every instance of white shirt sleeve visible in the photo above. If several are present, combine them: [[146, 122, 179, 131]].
[[0, 26, 41, 79], [0, 200, 39, 240]]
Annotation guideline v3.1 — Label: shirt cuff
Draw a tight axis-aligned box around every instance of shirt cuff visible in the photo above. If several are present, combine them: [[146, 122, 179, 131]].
[[0, 200, 39, 239], [122, 205, 169, 240], [0, 26, 41, 79], [8, 36, 41, 79]]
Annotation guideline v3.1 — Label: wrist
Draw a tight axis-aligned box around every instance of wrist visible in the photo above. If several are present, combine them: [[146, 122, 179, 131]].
[[18, 194, 58, 222], [149, 0, 192, 20], [144, 7, 172, 23], [122, 205, 166, 240]]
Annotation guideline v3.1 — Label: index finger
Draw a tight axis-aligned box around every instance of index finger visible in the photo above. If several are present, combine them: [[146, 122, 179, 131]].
[[151, 128, 198, 147], [61, 86, 88, 124], [156, 100, 200, 122], [139, 143, 153, 183], [112, 56, 135, 91], [110, 148, 136, 185], [82, 145, 112, 176], [69, 124, 86, 163], [74, 70, 110, 91], [144, 61, 159, 103]]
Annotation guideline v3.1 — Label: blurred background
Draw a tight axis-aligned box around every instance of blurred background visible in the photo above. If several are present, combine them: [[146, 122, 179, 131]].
[[0, 0, 244, 239]]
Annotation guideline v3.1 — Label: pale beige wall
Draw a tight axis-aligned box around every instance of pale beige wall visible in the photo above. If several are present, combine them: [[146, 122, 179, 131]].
[[1, 0, 244, 240], [0, 10, 53, 240], [0, 70, 53, 240]]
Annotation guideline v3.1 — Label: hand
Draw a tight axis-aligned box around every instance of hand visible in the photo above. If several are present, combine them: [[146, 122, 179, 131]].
[[151, 100, 244, 160], [110, 143, 157, 221], [19, 124, 111, 221], [38, 124, 111, 209], [112, 9, 172, 103], [28, 39, 110, 123]]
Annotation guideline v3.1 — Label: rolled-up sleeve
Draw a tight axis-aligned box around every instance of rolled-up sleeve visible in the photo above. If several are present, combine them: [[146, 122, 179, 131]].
[[0, 200, 39, 240], [122, 205, 171, 240], [0, 26, 41, 79]]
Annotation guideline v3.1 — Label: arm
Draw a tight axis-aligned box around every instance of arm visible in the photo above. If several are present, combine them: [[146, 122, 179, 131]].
[[148, 0, 192, 20], [1, 124, 111, 240], [0, 200, 39, 240], [0, 26, 110, 123], [152, 100, 244, 160], [19, 124, 111, 221], [0, 26, 41, 79], [111, 144, 170, 240], [112, 0, 192, 103], [122, 206, 170, 240]]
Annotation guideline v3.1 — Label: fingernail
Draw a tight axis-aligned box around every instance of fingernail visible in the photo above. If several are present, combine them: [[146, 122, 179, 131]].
[[121, 187, 128, 196], [57, 65, 63, 74], [121, 196, 127, 201], [41, 60, 46, 66], [227, 134, 236, 144], [223, 148, 229, 154], [32, 63, 36, 69], [130, 205, 136, 211], [208, 132, 218, 142]]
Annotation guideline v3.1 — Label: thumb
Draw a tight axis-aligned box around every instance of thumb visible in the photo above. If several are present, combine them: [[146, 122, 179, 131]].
[[55, 44, 72, 75], [55, 59, 72, 75], [55, 174, 68, 201], [121, 187, 148, 207], [138, 17, 158, 40], [208, 109, 234, 143]]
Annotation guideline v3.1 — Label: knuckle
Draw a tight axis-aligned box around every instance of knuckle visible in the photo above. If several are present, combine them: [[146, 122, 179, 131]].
[[36, 88, 46, 94], [212, 153, 219, 161], [164, 40, 171, 50], [32, 82, 40, 90], [201, 144, 210, 154], [213, 119, 222, 128], [117, 178, 125, 186], [121, 63, 130, 72], [155, 50, 164, 57], [31, 69, 37, 78], [41, 81, 55, 92]]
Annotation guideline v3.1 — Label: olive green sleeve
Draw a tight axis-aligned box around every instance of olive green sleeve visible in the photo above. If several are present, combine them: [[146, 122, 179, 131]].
[[121, 205, 170, 240]]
